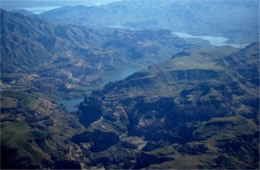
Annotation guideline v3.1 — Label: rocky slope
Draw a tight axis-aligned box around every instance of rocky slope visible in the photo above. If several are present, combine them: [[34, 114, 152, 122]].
[[75, 43, 259, 169], [0, 90, 85, 169]]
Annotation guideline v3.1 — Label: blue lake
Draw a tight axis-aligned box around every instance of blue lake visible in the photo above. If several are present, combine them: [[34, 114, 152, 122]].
[[172, 32, 240, 48], [59, 97, 84, 112], [23, 6, 62, 14], [103, 68, 141, 84]]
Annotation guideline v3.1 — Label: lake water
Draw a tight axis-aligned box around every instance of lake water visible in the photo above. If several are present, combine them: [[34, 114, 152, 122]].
[[172, 32, 240, 48], [103, 68, 141, 84], [59, 67, 141, 112], [108, 25, 140, 30], [23, 6, 63, 14], [59, 97, 84, 112]]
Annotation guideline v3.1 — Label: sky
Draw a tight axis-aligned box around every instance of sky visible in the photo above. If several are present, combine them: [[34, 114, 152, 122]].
[[0, 0, 123, 10]]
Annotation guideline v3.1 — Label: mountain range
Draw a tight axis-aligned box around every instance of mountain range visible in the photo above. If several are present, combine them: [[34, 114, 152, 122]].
[[40, 0, 259, 43], [0, 2, 259, 169]]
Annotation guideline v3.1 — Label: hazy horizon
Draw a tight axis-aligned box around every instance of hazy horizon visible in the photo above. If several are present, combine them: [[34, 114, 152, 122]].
[[1, 0, 123, 10]]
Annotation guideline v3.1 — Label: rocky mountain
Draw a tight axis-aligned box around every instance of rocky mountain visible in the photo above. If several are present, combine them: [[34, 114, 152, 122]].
[[0, 9, 193, 98], [75, 43, 259, 169], [40, 0, 259, 43], [0, 9, 199, 169]]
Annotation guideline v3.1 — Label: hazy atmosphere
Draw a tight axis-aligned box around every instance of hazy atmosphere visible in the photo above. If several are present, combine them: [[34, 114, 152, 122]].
[[0, 0, 259, 169], [1, 0, 122, 9]]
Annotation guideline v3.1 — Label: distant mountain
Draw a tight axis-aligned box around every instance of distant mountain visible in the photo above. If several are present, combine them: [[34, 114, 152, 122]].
[[1, 0, 122, 10], [11, 9, 38, 17], [40, 0, 259, 43], [75, 43, 259, 169]]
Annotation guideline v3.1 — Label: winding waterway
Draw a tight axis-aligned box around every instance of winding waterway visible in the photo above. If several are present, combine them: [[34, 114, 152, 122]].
[[59, 30, 242, 112]]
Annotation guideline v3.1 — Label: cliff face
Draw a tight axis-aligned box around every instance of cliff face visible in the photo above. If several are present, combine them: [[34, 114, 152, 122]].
[[76, 43, 259, 169]]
